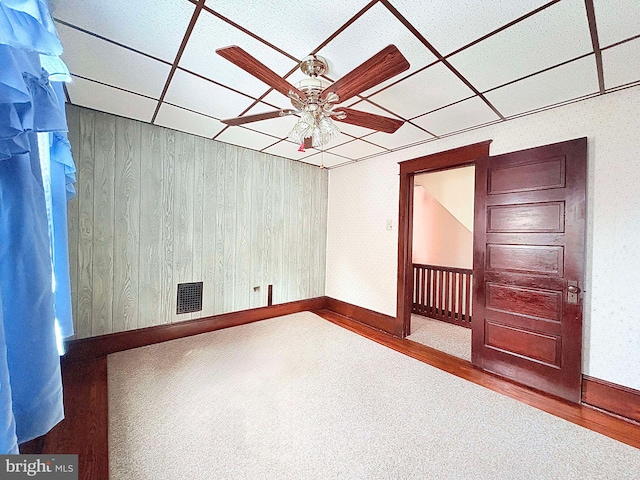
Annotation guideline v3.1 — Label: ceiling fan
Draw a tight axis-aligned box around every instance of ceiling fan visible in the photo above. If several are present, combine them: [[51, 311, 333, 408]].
[[216, 44, 410, 149]]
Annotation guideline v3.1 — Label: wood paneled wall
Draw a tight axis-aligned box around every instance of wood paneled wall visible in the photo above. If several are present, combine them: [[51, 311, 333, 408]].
[[66, 105, 328, 339]]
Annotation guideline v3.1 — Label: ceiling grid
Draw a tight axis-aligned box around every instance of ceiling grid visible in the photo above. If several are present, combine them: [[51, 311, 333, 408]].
[[54, 0, 640, 168]]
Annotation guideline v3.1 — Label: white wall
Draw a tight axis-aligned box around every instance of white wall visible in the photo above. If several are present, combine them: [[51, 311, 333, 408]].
[[326, 86, 640, 390]]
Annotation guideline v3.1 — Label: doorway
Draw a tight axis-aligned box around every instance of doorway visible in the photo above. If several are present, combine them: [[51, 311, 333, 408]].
[[396, 138, 587, 403], [408, 166, 475, 362]]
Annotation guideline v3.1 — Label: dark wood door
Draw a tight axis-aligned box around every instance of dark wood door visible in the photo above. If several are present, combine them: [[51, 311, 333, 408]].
[[472, 138, 587, 403]]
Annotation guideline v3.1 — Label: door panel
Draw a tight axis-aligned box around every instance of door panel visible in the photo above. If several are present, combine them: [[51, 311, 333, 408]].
[[472, 138, 586, 403]]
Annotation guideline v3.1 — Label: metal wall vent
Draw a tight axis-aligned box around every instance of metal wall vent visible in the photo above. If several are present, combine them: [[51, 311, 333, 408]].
[[176, 282, 203, 314]]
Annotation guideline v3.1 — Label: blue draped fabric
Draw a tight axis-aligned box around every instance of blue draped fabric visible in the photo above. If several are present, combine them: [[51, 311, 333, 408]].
[[0, 0, 75, 454]]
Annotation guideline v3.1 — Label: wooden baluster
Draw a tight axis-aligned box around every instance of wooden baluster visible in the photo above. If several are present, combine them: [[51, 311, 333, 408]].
[[465, 275, 471, 323]]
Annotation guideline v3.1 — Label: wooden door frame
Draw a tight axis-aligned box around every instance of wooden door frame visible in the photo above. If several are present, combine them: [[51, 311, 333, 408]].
[[396, 140, 492, 337]]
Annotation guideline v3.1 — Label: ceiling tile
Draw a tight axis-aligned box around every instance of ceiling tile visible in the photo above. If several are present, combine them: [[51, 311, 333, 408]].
[[368, 62, 475, 119], [593, 0, 640, 48], [602, 38, 640, 89], [205, 0, 371, 59], [52, 0, 195, 62], [163, 70, 255, 120], [485, 56, 599, 118], [263, 140, 320, 162], [412, 96, 500, 136], [67, 76, 157, 122], [302, 151, 351, 168], [327, 139, 386, 160], [391, 0, 550, 56], [215, 127, 279, 151], [179, 9, 297, 98], [155, 104, 226, 139], [448, 0, 593, 92], [365, 121, 434, 149], [316, 3, 438, 96], [58, 23, 170, 99]]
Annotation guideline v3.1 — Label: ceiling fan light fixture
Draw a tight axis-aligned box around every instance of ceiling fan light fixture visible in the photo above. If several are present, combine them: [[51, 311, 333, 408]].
[[288, 111, 340, 149]]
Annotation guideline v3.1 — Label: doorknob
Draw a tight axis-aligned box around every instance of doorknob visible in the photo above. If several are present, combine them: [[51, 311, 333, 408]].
[[567, 281, 580, 304]]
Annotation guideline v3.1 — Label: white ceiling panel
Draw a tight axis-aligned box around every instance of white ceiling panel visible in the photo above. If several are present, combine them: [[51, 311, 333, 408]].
[[412, 96, 500, 136], [67, 76, 157, 122], [164, 70, 255, 120], [263, 140, 320, 162], [52, 0, 194, 62], [593, 0, 640, 48], [58, 24, 170, 99], [316, 3, 437, 96], [448, 0, 593, 92], [303, 151, 351, 168], [155, 103, 226, 139], [602, 38, 640, 89], [485, 55, 599, 118], [365, 121, 434, 149], [327, 139, 386, 160], [205, 0, 371, 59], [179, 9, 297, 98], [369, 62, 475, 119], [215, 127, 279, 152], [391, 0, 550, 56]]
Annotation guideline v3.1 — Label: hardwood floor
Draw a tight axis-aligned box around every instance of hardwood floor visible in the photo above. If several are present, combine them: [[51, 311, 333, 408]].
[[42, 358, 109, 480], [33, 309, 639, 480]]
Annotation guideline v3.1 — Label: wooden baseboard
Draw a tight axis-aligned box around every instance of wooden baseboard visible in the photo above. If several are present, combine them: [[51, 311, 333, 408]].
[[63, 297, 327, 364], [324, 297, 401, 336], [582, 375, 640, 424]]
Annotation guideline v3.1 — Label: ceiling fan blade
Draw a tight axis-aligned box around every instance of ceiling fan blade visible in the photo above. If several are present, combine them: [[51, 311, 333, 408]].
[[221, 109, 296, 126], [216, 46, 306, 100], [333, 108, 404, 134], [322, 45, 410, 104]]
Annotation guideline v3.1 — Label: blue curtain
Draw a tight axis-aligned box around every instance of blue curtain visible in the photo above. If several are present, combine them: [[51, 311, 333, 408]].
[[0, 0, 75, 454]]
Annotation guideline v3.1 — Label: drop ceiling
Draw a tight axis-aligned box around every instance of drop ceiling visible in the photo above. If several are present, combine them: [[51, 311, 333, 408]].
[[52, 0, 640, 168]]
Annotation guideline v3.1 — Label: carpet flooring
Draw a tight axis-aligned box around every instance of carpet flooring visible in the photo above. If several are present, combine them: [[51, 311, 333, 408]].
[[108, 312, 640, 479], [407, 314, 472, 361]]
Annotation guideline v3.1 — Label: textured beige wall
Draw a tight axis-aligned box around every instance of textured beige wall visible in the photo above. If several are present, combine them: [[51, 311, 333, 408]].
[[66, 105, 328, 339], [326, 86, 640, 390]]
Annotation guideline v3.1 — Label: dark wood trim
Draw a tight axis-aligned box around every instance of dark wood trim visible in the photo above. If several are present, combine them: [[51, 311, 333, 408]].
[[584, 0, 606, 93], [267, 285, 273, 306], [324, 297, 400, 337], [315, 309, 640, 449], [396, 141, 492, 338], [582, 375, 640, 424], [63, 297, 326, 364], [151, 1, 204, 124]]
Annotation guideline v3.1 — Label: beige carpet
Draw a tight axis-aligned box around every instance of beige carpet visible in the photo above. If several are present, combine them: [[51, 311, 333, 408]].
[[408, 314, 472, 361], [108, 312, 640, 479]]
